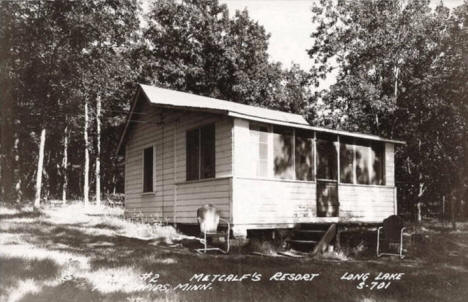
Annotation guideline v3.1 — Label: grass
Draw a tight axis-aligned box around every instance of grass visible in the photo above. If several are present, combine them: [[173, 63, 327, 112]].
[[1, 203, 468, 302]]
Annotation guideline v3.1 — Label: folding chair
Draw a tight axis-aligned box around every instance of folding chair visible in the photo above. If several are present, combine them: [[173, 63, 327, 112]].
[[196, 204, 230, 254], [377, 215, 408, 259]]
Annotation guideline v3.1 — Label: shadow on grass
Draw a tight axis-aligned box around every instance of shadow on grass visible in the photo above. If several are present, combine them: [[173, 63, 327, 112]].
[[3, 209, 468, 302], [0, 256, 60, 296], [17, 281, 105, 302], [0, 211, 44, 220], [2, 218, 196, 271]]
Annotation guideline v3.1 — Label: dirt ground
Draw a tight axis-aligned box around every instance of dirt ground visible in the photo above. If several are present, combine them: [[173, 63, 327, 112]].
[[1, 204, 467, 302]]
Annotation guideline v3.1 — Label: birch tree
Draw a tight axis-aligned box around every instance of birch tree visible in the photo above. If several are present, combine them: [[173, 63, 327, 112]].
[[95, 95, 101, 206], [34, 129, 46, 208]]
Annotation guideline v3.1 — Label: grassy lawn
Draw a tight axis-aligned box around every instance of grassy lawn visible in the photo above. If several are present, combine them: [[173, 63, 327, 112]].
[[1, 204, 467, 302]]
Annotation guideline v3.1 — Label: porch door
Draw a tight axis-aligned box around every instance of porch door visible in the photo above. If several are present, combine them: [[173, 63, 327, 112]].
[[316, 180, 338, 217], [316, 136, 339, 217]]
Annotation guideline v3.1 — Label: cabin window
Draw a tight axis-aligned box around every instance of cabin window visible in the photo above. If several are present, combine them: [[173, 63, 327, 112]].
[[370, 143, 385, 185], [340, 138, 354, 184], [339, 139, 386, 185], [316, 134, 337, 180], [355, 140, 370, 184], [186, 124, 215, 181], [250, 124, 270, 177], [295, 129, 315, 181], [273, 126, 294, 179], [246, 122, 387, 185], [143, 146, 154, 192]]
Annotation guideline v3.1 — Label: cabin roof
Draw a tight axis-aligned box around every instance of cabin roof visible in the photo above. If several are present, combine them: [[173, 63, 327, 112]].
[[116, 84, 404, 155], [140, 84, 309, 125]]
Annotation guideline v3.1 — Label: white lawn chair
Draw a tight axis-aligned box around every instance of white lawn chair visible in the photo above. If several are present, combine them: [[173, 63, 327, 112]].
[[196, 204, 230, 254]]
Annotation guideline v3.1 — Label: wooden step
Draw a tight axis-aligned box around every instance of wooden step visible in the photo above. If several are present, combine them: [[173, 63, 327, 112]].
[[299, 223, 332, 231], [294, 229, 325, 234], [286, 239, 318, 245]]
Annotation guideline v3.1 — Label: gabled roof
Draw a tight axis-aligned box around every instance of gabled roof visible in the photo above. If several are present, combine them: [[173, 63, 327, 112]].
[[139, 84, 309, 125], [116, 84, 404, 155]]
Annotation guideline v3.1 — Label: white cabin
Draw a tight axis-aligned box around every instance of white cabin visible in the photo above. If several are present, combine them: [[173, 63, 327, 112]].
[[117, 84, 404, 237]]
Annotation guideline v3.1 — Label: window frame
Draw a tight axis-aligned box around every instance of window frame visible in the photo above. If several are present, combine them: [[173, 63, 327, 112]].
[[294, 128, 315, 181], [186, 123, 216, 181], [338, 138, 386, 186], [142, 144, 156, 193], [250, 123, 272, 178]]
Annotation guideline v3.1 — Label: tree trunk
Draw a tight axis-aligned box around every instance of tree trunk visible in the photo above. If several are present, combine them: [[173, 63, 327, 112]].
[[451, 194, 457, 230], [84, 100, 89, 207], [394, 65, 399, 99], [95, 95, 101, 206], [14, 136, 21, 203], [0, 84, 15, 204], [34, 128, 46, 208], [416, 138, 424, 223], [62, 123, 68, 204], [416, 200, 422, 223], [112, 173, 116, 195], [462, 14, 468, 219]]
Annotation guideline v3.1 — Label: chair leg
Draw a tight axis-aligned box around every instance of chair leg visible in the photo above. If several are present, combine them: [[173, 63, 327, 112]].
[[204, 231, 207, 253], [399, 228, 405, 259], [225, 224, 230, 254], [376, 227, 382, 257]]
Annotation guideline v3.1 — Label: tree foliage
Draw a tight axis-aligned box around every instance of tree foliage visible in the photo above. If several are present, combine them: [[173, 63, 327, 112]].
[[308, 0, 468, 216], [0, 0, 141, 202], [0, 0, 310, 204], [137, 0, 310, 113]]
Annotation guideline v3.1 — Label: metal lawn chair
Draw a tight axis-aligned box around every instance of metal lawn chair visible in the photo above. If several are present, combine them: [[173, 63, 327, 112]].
[[377, 215, 408, 259], [196, 204, 230, 254]]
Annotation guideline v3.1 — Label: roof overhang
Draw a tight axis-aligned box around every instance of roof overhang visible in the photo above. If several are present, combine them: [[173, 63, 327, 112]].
[[116, 84, 405, 156]]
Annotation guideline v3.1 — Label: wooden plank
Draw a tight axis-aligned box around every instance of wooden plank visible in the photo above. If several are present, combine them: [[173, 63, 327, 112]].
[[312, 224, 336, 255]]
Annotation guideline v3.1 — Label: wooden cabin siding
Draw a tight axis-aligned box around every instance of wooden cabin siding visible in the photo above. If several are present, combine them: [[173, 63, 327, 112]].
[[338, 185, 396, 220], [232, 178, 316, 225], [124, 100, 233, 223], [232, 118, 251, 177], [385, 143, 395, 186], [174, 177, 232, 223]]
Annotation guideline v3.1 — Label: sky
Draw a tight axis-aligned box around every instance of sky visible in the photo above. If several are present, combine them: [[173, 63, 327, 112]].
[[220, 0, 465, 71]]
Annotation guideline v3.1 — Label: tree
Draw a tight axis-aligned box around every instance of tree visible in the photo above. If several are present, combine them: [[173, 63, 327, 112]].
[[0, 1, 141, 205], [307, 0, 465, 219], [137, 0, 309, 109]]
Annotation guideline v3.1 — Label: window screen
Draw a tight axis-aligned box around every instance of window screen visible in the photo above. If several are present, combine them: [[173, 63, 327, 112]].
[[186, 124, 215, 180], [340, 138, 354, 184], [316, 134, 337, 180], [295, 129, 315, 181], [273, 126, 294, 179], [143, 146, 153, 192], [370, 143, 385, 185]]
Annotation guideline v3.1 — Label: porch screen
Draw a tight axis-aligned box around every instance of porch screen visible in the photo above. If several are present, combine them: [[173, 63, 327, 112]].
[[316, 134, 337, 180], [370, 143, 385, 185], [355, 140, 370, 184], [340, 138, 354, 184], [273, 126, 294, 179], [295, 129, 315, 181], [186, 124, 215, 181], [339, 138, 385, 185]]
